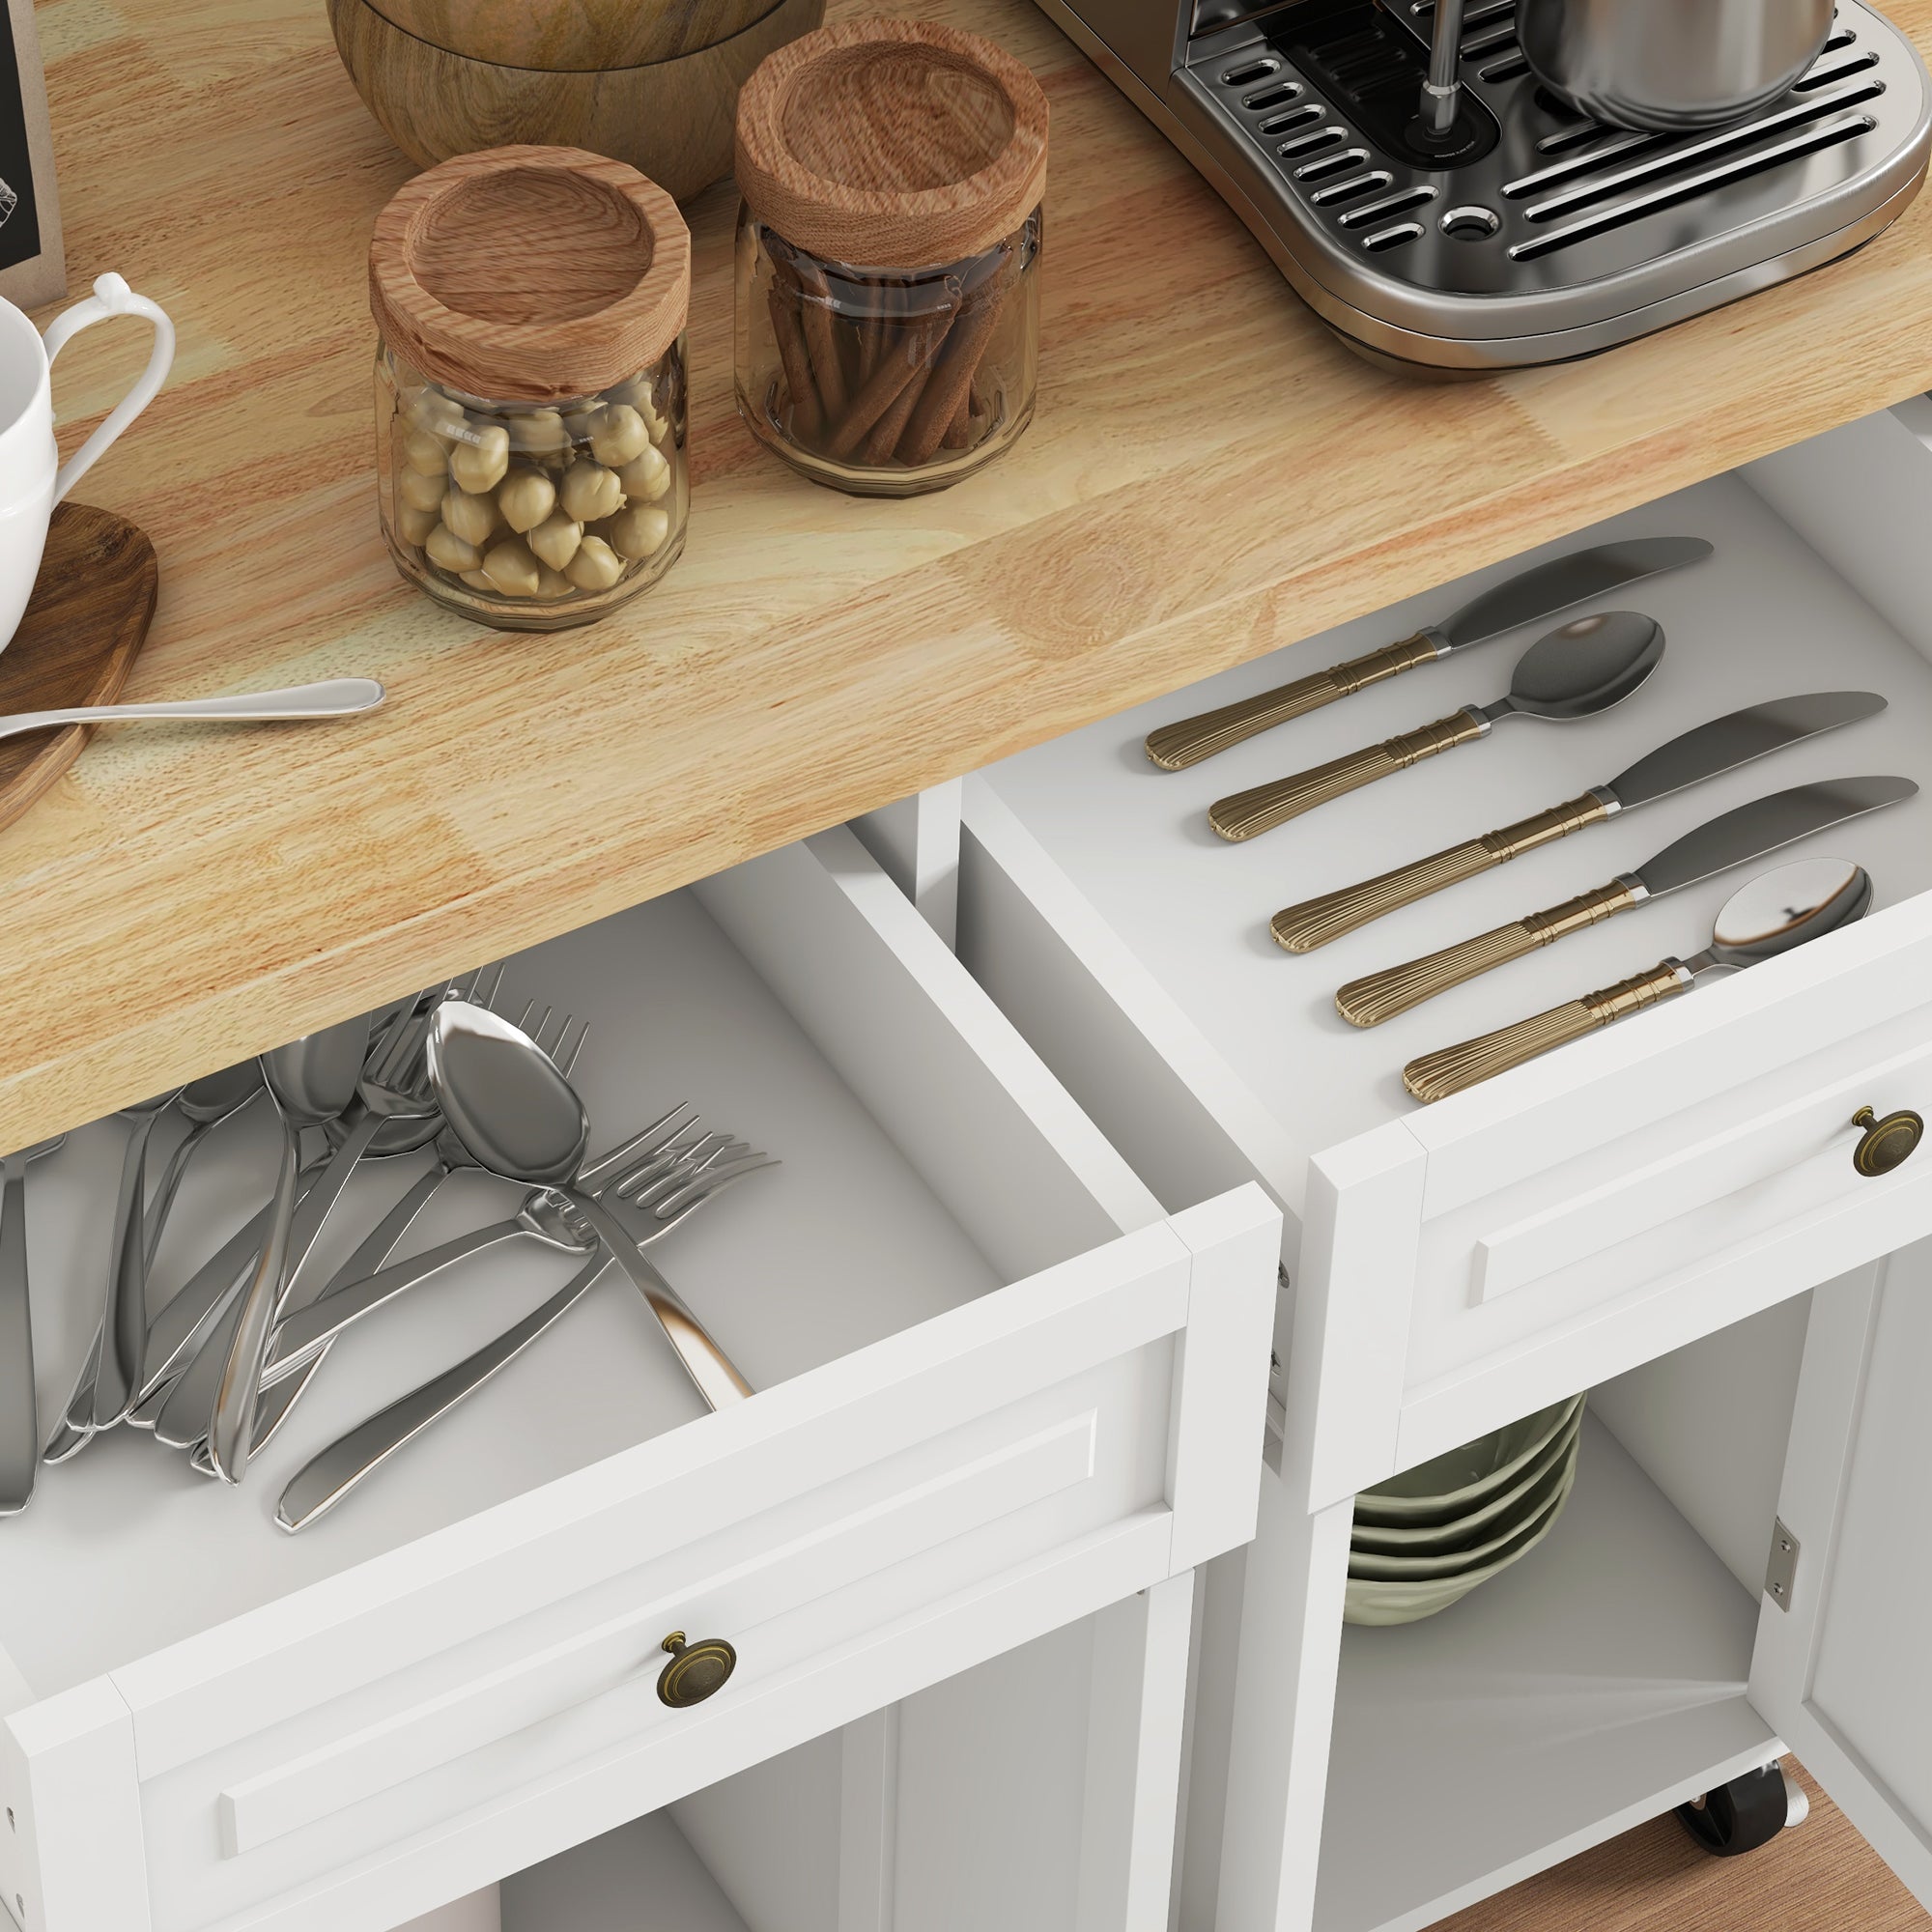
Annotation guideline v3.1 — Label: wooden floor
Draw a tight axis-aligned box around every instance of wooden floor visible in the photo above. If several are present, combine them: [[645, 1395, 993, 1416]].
[[1438, 1765, 1930, 1932]]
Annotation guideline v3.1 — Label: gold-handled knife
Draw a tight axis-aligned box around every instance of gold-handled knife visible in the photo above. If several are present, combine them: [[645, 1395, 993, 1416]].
[[1337, 775, 1917, 1025], [1143, 537, 1712, 771], [1403, 857, 1873, 1102], [1271, 691, 1886, 953]]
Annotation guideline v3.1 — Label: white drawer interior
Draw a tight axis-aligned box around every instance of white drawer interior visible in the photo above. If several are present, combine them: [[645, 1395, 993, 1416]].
[[964, 419, 1932, 1221], [0, 829, 1213, 1932]]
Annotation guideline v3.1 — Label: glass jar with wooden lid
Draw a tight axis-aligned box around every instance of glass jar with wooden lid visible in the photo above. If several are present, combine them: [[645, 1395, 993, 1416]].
[[370, 145, 691, 631], [732, 19, 1048, 497]]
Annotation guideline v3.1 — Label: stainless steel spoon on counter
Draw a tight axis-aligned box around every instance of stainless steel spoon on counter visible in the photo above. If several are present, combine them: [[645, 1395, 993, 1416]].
[[427, 1001, 754, 1410], [0, 678, 384, 746], [206, 1015, 370, 1482], [1, 1135, 65, 1511], [1208, 611, 1666, 841], [1403, 856, 1874, 1102]]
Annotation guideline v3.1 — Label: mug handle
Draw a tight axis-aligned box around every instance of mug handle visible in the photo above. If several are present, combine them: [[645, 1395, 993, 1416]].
[[41, 271, 176, 504]]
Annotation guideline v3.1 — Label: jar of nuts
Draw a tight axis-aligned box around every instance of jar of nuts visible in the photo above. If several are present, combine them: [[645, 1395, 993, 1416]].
[[732, 20, 1047, 497], [370, 146, 691, 630]]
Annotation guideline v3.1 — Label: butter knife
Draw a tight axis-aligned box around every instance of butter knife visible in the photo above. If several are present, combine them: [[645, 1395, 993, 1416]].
[[1337, 775, 1917, 1025], [1271, 691, 1885, 952]]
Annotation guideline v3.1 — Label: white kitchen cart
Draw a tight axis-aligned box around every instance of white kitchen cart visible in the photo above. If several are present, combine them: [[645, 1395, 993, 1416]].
[[953, 399, 1932, 1932], [0, 829, 1279, 1932]]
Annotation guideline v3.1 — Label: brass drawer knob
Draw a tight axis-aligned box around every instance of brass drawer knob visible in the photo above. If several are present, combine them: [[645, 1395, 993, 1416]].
[[1852, 1106, 1924, 1178], [657, 1631, 737, 1709]]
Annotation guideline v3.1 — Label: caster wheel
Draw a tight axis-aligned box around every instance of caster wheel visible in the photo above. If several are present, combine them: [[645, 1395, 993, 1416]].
[[1676, 1764, 1793, 1857]]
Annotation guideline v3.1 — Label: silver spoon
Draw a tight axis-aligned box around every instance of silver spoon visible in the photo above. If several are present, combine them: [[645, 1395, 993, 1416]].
[[0, 677, 384, 746], [1, 1134, 66, 1511], [1405, 856, 1873, 1102], [43, 1066, 263, 1457], [207, 1015, 369, 1482], [1208, 611, 1667, 841], [53, 1089, 185, 1441], [144, 1061, 266, 1268], [427, 1001, 753, 1410]]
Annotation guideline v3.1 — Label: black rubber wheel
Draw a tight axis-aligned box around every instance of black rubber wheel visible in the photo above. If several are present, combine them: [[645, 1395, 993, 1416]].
[[1675, 1765, 1790, 1857]]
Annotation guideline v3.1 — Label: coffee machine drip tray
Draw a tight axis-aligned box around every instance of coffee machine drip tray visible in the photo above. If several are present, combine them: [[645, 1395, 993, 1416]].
[[1165, 0, 1930, 368]]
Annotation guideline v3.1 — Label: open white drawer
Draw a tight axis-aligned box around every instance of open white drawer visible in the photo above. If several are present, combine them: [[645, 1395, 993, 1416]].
[[0, 829, 1278, 1932], [957, 403, 1932, 1513]]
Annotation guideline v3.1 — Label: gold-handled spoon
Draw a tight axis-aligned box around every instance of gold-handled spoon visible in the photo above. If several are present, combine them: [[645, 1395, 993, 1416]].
[[1404, 856, 1872, 1102], [1208, 612, 1664, 842]]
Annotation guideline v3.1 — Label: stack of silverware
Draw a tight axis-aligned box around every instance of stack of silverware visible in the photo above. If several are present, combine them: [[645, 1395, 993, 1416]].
[[1143, 536, 1911, 1100], [1, 967, 776, 1530]]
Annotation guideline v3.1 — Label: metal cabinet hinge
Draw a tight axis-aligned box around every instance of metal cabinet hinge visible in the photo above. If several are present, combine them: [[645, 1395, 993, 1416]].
[[1764, 1518, 1801, 1612]]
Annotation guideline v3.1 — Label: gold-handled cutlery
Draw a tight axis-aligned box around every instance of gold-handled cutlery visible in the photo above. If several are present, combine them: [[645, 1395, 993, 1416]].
[[1337, 776, 1917, 1026], [1209, 612, 1663, 841], [1271, 691, 1886, 952], [1144, 538, 1711, 771], [1403, 857, 1872, 1102]]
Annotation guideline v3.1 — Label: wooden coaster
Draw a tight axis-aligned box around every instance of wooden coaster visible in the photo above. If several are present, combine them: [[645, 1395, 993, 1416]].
[[0, 501, 158, 838]]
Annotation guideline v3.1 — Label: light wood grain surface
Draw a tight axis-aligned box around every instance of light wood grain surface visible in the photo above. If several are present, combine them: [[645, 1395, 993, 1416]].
[[5, 0, 1932, 1151], [0, 501, 154, 834], [1439, 1762, 1931, 1932]]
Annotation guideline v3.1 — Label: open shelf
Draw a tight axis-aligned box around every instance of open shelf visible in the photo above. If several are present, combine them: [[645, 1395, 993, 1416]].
[[1313, 1412, 1776, 1932], [502, 1811, 752, 1932]]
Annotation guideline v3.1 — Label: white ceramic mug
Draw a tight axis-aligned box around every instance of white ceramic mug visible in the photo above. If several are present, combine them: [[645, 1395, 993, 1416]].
[[0, 271, 175, 652]]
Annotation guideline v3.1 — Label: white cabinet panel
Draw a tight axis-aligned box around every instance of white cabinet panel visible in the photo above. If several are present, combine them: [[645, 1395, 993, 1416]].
[[960, 418, 1932, 1510], [1751, 1240, 1932, 1910]]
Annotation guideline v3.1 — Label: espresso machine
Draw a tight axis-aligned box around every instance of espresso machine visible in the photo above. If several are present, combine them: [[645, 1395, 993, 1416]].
[[1040, 0, 1931, 369]]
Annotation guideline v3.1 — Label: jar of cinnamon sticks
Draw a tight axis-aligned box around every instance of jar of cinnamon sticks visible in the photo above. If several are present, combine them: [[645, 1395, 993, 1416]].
[[732, 19, 1047, 497]]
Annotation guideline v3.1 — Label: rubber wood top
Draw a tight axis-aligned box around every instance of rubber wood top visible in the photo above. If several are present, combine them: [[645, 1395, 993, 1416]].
[[3, 0, 1932, 1151], [0, 504, 156, 840]]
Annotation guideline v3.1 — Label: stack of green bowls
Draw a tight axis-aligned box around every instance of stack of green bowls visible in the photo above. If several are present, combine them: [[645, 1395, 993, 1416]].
[[1347, 1395, 1585, 1627]]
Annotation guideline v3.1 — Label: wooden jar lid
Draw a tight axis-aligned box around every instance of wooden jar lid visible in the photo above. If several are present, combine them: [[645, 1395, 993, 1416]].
[[734, 19, 1049, 267], [369, 146, 691, 404], [360, 0, 778, 71]]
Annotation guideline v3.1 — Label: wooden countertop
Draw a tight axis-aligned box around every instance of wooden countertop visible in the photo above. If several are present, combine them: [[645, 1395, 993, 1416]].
[[5, 0, 1932, 1149]]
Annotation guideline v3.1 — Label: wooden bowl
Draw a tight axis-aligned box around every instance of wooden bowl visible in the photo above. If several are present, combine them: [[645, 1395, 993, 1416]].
[[327, 0, 827, 204]]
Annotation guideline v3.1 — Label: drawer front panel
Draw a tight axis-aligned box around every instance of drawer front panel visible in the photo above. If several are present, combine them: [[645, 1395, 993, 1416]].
[[215, 1409, 1105, 1858], [16, 1189, 1273, 1932], [1343, 898, 1932, 1494]]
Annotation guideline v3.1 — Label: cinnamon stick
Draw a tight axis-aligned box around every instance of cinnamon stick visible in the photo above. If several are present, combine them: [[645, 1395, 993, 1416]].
[[767, 281, 822, 440], [859, 327, 940, 464], [834, 303, 954, 462], [897, 266, 1011, 467], [793, 260, 849, 420], [941, 385, 972, 450]]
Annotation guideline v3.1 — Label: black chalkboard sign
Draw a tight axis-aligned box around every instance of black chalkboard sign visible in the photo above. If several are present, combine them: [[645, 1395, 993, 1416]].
[[0, 0, 62, 308]]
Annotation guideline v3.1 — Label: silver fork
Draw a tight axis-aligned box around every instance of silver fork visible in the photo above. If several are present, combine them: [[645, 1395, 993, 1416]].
[[274, 1133, 777, 1532], [261, 1096, 697, 1381]]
